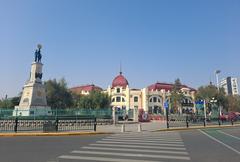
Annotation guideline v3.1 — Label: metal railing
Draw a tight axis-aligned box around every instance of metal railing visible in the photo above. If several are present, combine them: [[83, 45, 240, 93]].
[[166, 114, 240, 128], [0, 108, 113, 132], [0, 116, 97, 133]]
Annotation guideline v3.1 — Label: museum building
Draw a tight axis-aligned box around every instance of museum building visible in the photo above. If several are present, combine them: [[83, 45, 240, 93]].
[[70, 71, 196, 115]]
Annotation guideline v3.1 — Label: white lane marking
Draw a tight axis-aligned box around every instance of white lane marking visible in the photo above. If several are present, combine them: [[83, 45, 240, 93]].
[[71, 150, 191, 160], [97, 141, 185, 147], [90, 143, 186, 150], [102, 138, 184, 144], [218, 130, 240, 141], [199, 129, 240, 155], [58, 155, 161, 162], [82, 146, 189, 155]]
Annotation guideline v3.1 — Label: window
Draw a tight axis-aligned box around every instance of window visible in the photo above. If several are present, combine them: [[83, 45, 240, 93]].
[[116, 97, 121, 102], [150, 98, 153, 102], [112, 98, 115, 102], [134, 96, 138, 102], [153, 97, 157, 103], [117, 88, 120, 93], [158, 98, 161, 103], [122, 97, 125, 102]]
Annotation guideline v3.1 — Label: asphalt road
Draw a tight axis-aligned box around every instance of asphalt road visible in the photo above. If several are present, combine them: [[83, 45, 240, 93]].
[[0, 127, 240, 162]]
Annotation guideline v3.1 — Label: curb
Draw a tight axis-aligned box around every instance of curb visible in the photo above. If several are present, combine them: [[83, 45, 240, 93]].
[[0, 131, 113, 137], [155, 124, 240, 132]]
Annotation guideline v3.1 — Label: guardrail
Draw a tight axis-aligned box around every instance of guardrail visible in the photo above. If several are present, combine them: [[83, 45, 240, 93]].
[[0, 116, 100, 133], [167, 114, 240, 128]]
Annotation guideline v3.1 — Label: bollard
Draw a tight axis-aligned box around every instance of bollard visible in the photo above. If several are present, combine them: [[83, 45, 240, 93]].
[[218, 118, 221, 126], [94, 118, 97, 132], [186, 115, 189, 128], [231, 120, 234, 126], [121, 124, 125, 132], [14, 118, 18, 133], [137, 123, 142, 132], [55, 118, 59, 132], [203, 119, 206, 127]]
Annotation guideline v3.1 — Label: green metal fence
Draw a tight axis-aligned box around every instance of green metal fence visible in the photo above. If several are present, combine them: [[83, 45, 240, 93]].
[[0, 108, 112, 132], [0, 108, 112, 119]]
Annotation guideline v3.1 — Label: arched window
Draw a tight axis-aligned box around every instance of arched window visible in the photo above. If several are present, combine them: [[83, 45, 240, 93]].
[[134, 96, 138, 102], [150, 98, 153, 102], [116, 97, 121, 102], [153, 97, 157, 103]]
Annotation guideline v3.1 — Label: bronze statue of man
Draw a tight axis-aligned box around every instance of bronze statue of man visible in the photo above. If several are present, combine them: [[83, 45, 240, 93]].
[[37, 49, 42, 62], [34, 50, 38, 62], [34, 44, 42, 62]]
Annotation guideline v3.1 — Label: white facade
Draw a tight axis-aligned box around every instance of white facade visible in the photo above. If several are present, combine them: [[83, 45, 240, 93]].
[[220, 77, 239, 95]]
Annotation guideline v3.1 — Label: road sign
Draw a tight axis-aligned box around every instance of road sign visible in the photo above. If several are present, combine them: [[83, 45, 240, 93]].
[[195, 100, 204, 105], [164, 101, 169, 109]]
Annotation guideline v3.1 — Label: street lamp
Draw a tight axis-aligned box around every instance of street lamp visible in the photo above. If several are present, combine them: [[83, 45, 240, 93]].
[[210, 97, 221, 125], [215, 70, 221, 90]]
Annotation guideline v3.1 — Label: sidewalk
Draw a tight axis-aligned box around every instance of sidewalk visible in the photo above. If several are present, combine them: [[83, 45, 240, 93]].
[[0, 122, 239, 137], [97, 121, 167, 133]]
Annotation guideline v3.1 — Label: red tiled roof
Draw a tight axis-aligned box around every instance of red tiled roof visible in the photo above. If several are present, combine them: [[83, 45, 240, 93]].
[[70, 84, 102, 94], [148, 82, 196, 92], [112, 72, 129, 88]]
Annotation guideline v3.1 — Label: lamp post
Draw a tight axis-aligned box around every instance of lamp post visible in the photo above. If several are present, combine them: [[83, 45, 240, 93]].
[[215, 70, 221, 90], [215, 70, 222, 115], [210, 97, 220, 124]]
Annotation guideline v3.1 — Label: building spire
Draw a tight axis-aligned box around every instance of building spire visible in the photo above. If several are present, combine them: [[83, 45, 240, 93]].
[[120, 61, 122, 75]]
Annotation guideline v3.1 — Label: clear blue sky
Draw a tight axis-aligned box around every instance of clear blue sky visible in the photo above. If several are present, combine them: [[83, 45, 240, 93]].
[[0, 0, 239, 98]]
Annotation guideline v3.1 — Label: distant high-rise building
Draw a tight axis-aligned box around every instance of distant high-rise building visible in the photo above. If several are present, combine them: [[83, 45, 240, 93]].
[[220, 77, 239, 95]]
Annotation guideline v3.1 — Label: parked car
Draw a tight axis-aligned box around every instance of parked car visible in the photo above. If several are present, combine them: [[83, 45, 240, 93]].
[[220, 113, 228, 121], [228, 112, 238, 121]]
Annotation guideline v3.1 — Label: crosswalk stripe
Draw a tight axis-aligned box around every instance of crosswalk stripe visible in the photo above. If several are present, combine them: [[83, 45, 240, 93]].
[[71, 150, 191, 160], [90, 143, 187, 150], [96, 141, 185, 147], [102, 138, 184, 144], [58, 155, 162, 162], [107, 136, 182, 139], [82, 146, 189, 155], [108, 136, 182, 140], [110, 134, 180, 138]]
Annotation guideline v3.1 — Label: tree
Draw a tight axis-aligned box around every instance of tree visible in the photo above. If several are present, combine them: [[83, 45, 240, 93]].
[[44, 78, 73, 109], [226, 95, 240, 112], [74, 90, 111, 109], [195, 84, 227, 111], [170, 78, 185, 113], [0, 96, 20, 109]]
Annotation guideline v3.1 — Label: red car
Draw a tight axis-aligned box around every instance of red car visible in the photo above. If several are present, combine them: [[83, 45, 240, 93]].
[[228, 112, 238, 121], [220, 112, 238, 121]]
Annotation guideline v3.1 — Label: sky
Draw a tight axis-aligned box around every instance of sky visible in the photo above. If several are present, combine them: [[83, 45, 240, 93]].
[[0, 0, 240, 98]]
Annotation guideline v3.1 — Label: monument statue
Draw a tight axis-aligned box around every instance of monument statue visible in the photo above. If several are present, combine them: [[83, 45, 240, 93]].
[[13, 44, 51, 116], [34, 44, 42, 63]]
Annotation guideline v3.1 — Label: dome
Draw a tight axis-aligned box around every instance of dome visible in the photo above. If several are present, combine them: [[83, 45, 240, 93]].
[[112, 72, 129, 88]]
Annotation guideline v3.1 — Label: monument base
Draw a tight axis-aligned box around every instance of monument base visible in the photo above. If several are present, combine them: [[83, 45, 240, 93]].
[[13, 106, 52, 116]]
